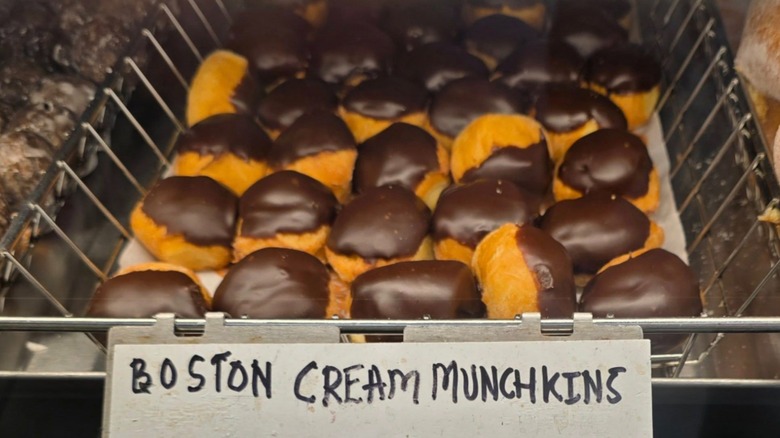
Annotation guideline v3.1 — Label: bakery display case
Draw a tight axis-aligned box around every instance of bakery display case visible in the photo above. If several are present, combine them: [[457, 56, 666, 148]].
[[1, 0, 780, 435]]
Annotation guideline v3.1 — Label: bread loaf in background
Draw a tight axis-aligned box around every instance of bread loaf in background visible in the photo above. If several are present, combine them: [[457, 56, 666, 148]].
[[735, 0, 780, 179], [0, 0, 155, 237]]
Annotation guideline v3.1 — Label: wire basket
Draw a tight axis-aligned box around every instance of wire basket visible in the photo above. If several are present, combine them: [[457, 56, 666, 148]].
[[0, 0, 778, 382]]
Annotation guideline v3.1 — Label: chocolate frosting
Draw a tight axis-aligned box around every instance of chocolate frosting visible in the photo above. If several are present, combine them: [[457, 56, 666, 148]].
[[351, 260, 484, 319], [226, 4, 312, 82], [228, 6, 312, 43], [534, 85, 627, 133], [263, 0, 320, 9], [226, 29, 309, 84], [88, 270, 207, 318], [342, 76, 428, 119], [379, 0, 459, 51], [141, 176, 238, 247], [580, 249, 701, 319], [464, 14, 539, 63], [239, 170, 339, 238], [467, 0, 542, 7], [559, 129, 652, 198], [539, 193, 650, 274], [429, 77, 529, 137], [433, 179, 540, 248], [326, 185, 431, 259], [309, 22, 395, 85], [176, 114, 271, 161], [353, 123, 440, 193], [581, 248, 700, 353], [515, 226, 576, 318], [549, 9, 628, 58], [584, 44, 661, 93], [395, 42, 489, 92], [230, 73, 262, 116], [328, 0, 385, 24], [495, 40, 584, 90], [555, 0, 631, 22], [269, 111, 356, 167], [256, 78, 338, 131], [213, 248, 330, 318], [461, 142, 552, 195]]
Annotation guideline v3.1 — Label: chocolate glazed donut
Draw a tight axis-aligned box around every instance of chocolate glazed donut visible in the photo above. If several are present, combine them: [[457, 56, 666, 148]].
[[88, 270, 208, 319], [429, 77, 529, 149], [583, 43, 661, 129], [351, 260, 485, 341], [353, 123, 441, 193], [533, 84, 627, 160], [473, 224, 576, 319], [395, 42, 489, 92], [174, 114, 272, 195], [269, 111, 356, 168], [540, 193, 663, 275], [463, 13, 540, 69], [352, 122, 449, 208], [494, 40, 584, 91], [233, 170, 339, 261], [140, 177, 237, 248], [239, 171, 338, 240], [327, 185, 430, 260], [225, 7, 311, 86], [339, 76, 430, 143], [309, 21, 395, 88], [256, 78, 338, 136], [535, 86, 627, 135], [325, 185, 432, 283], [268, 110, 357, 201], [131, 176, 238, 270], [214, 247, 332, 319], [379, 0, 459, 51], [581, 249, 702, 353], [556, 129, 654, 202], [432, 179, 540, 264]]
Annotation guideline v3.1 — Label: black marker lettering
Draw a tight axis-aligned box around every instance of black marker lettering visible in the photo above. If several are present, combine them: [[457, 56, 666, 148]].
[[362, 365, 387, 404], [480, 366, 499, 402], [228, 360, 248, 393], [294, 361, 317, 403], [344, 364, 364, 404], [499, 368, 515, 399], [160, 358, 177, 390], [606, 367, 627, 404], [432, 361, 458, 403], [322, 366, 343, 407], [514, 368, 536, 403], [252, 360, 272, 399], [211, 352, 231, 393], [388, 369, 420, 405], [582, 370, 602, 404], [188, 355, 206, 393], [562, 372, 581, 405], [130, 358, 151, 394], [462, 365, 478, 401], [542, 366, 562, 403]]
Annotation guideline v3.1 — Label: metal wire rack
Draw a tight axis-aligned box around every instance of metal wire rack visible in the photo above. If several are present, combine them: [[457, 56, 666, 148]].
[[0, 0, 779, 382]]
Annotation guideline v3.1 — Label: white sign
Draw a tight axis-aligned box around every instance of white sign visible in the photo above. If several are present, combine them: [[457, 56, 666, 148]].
[[105, 340, 652, 437]]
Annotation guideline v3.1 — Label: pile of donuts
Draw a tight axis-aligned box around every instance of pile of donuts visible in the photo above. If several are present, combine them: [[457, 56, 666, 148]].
[[87, 0, 703, 352]]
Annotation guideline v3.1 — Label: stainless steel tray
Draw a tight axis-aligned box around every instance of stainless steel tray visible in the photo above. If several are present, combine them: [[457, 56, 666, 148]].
[[0, 0, 778, 383]]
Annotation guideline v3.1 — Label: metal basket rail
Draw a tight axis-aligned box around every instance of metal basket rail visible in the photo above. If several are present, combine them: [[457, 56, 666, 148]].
[[0, 0, 778, 381]]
